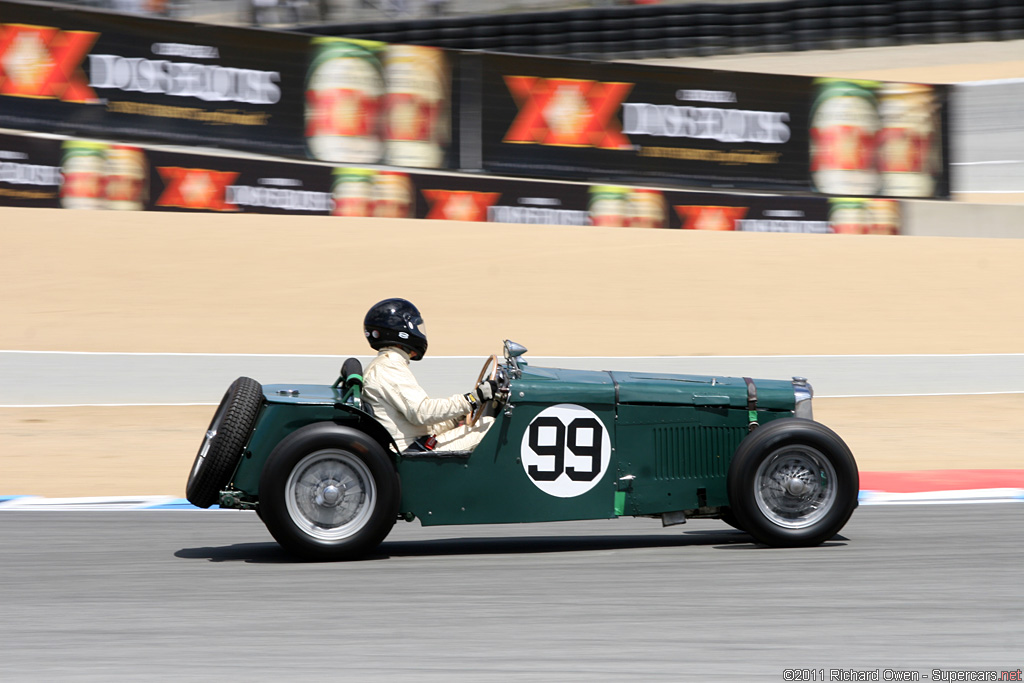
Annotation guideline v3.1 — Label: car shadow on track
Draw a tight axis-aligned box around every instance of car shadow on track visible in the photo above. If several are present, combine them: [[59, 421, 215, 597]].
[[174, 530, 847, 563], [175, 543, 297, 563]]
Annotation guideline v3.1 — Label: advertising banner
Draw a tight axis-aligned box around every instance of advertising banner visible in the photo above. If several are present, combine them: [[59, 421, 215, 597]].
[[0, 2, 945, 196], [0, 127, 901, 233], [810, 79, 948, 198], [0, 1, 309, 156], [304, 40, 452, 169], [479, 53, 813, 191], [145, 150, 333, 214], [0, 131, 62, 208], [0, 2, 454, 168], [0, 132, 157, 210], [827, 197, 901, 235]]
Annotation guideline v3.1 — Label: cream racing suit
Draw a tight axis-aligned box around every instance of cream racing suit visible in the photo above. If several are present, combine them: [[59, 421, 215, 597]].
[[363, 347, 495, 452]]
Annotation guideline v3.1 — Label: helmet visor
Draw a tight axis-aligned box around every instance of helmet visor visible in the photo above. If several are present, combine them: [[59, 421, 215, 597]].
[[405, 312, 424, 333]]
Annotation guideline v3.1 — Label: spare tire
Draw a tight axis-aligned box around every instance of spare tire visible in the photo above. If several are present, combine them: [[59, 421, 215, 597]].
[[185, 376, 263, 508]]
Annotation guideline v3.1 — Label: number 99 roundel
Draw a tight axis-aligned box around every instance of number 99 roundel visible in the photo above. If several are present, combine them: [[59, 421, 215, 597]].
[[520, 404, 611, 498]]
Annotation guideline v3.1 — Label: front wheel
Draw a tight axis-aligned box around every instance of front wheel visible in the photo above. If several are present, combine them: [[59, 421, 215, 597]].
[[727, 418, 858, 547], [258, 423, 399, 561]]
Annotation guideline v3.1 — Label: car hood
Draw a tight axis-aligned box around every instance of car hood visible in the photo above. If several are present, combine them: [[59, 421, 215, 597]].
[[515, 365, 796, 410], [610, 371, 796, 410]]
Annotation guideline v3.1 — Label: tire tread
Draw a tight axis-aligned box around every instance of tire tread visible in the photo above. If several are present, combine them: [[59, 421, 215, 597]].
[[185, 377, 263, 508]]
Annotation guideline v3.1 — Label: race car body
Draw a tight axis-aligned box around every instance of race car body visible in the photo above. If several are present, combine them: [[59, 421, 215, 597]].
[[186, 341, 857, 560]]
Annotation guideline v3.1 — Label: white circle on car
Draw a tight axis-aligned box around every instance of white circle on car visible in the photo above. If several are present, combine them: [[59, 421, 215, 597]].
[[520, 404, 611, 498]]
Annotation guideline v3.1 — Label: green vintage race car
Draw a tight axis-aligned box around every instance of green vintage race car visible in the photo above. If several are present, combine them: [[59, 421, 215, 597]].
[[185, 341, 858, 560]]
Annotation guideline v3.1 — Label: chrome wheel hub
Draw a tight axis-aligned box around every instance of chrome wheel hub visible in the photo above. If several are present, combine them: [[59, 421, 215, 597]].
[[316, 483, 343, 507], [285, 449, 376, 542], [754, 446, 837, 529]]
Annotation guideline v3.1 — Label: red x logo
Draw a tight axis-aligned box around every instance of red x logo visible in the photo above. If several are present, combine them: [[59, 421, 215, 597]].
[[306, 87, 381, 138], [156, 167, 239, 211], [0, 24, 98, 103], [422, 190, 500, 222], [810, 125, 876, 172], [674, 205, 749, 231], [504, 76, 633, 150]]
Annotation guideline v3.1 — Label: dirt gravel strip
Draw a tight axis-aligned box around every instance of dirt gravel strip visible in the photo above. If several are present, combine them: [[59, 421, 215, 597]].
[[1, 396, 1022, 498]]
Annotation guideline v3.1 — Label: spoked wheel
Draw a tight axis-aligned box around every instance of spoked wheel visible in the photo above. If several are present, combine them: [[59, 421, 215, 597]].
[[284, 449, 378, 544], [727, 418, 858, 547], [185, 377, 262, 508], [259, 423, 400, 561], [754, 445, 837, 530]]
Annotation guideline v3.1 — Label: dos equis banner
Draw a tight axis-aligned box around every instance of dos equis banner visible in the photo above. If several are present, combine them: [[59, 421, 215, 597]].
[[479, 53, 812, 191], [0, 1, 454, 167], [0, 1, 947, 197], [0, 127, 903, 234], [0, 1, 308, 156], [477, 53, 949, 198]]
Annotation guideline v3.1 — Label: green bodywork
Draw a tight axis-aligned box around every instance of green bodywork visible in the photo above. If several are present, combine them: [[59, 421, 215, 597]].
[[225, 363, 797, 526]]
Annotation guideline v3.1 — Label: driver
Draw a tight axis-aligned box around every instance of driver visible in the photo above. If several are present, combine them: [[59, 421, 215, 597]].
[[362, 298, 501, 453]]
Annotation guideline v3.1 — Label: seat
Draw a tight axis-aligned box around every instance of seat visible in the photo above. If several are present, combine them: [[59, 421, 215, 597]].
[[336, 357, 370, 413]]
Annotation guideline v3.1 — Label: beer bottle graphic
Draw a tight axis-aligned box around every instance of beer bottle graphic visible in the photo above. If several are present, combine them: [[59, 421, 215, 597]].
[[305, 38, 386, 164]]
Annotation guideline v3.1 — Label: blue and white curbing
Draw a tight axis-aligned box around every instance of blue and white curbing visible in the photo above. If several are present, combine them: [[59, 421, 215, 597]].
[[1, 489, 1023, 510], [0, 495, 210, 510]]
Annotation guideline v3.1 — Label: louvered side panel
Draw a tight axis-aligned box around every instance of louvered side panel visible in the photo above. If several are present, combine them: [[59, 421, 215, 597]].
[[653, 426, 742, 480]]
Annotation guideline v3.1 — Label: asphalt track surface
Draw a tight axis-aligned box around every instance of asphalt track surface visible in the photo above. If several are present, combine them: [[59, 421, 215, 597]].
[[0, 505, 1020, 681]]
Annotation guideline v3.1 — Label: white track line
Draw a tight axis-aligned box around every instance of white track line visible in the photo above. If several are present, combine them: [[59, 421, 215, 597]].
[[5, 391, 1024, 409], [1, 490, 1021, 510], [3, 350, 1024, 359], [950, 160, 1024, 166]]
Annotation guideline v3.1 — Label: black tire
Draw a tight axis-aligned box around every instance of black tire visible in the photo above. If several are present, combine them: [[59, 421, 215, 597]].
[[186, 377, 263, 508], [719, 507, 745, 532], [727, 418, 858, 547], [258, 423, 400, 561]]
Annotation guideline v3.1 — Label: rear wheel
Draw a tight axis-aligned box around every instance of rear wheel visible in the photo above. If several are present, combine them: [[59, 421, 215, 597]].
[[727, 418, 858, 547], [186, 377, 262, 508], [259, 423, 399, 561]]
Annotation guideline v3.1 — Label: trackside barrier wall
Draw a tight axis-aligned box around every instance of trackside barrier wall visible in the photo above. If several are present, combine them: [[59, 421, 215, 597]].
[[0, 0, 951, 199], [303, 0, 1024, 60], [949, 80, 1024, 196]]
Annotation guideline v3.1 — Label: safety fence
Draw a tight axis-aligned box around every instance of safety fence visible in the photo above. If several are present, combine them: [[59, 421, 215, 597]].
[[0, 0, 951, 201], [303, 0, 1024, 60]]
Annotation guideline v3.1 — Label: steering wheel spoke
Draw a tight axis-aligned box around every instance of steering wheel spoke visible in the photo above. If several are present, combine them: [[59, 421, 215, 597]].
[[467, 354, 498, 427]]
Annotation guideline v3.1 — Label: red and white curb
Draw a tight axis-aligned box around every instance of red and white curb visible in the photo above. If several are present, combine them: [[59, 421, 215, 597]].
[[858, 469, 1024, 505], [1, 470, 1022, 510]]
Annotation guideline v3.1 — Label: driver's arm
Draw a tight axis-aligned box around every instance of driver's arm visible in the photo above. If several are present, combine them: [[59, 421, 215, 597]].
[[374, 362, 472, 427]]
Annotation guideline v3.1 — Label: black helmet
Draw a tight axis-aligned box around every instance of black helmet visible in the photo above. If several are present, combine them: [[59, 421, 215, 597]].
[[364, 298, 428, 360]]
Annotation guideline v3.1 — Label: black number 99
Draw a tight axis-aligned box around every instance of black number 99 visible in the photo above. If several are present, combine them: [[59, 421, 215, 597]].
[[527, 417, 602, 482]]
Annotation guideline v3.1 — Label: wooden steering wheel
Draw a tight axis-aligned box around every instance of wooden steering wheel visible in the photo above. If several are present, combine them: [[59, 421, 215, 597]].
[[467, 354, 498, 427]]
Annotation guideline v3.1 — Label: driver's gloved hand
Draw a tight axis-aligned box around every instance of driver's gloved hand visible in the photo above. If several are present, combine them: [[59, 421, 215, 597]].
[[473, 379, 498, 402], [465, 379, 498, 410]]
